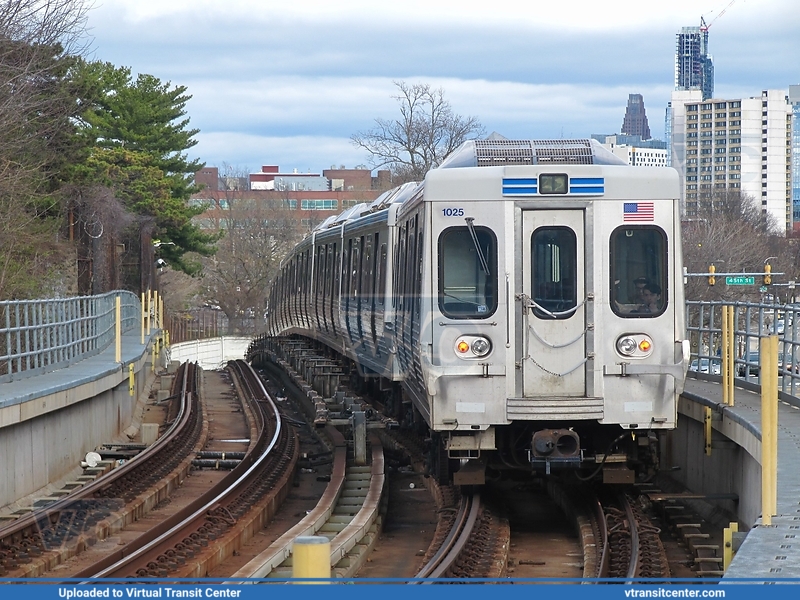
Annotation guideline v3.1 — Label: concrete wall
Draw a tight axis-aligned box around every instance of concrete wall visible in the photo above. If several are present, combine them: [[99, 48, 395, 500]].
[[168, 337, 252, 370], [0, 339, 157, 510], [663, 393, 762, 527]]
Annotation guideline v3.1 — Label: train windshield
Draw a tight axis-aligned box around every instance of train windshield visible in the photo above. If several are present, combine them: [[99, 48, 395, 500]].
[[438, 226, 497, 319], [610, 226, 667, 318]]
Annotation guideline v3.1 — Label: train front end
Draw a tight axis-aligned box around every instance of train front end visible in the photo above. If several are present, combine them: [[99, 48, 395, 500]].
[[416, 139, 688, 484]]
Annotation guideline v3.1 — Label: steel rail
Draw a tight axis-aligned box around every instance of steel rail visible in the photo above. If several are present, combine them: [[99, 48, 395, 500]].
[[621, 493, 640, 580], [414, 492, 481, 581], [594, 493, 610, 579], [82, 360, 283, 578], [0, 362, 198, 549]]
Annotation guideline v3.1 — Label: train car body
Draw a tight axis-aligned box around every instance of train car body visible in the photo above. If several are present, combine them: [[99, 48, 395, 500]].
[[266, 138, 688, 484]]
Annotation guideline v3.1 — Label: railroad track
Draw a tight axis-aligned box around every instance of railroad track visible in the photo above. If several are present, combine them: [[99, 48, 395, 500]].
[[0, 362, 203, 577], [76, 360, 297, 578], [247, 336, 704, 583]]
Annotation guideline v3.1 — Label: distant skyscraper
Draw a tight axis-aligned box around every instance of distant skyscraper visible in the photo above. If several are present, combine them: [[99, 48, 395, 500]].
[[675, 24, 714, 101], [621, 94, 651, 140]]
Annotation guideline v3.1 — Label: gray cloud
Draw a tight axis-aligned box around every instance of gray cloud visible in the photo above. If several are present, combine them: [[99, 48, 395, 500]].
[[87, 1, 800, 172]]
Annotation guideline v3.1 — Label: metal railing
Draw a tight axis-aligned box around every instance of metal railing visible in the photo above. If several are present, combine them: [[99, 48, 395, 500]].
[[0, 291, 142, 384], [686, 299, 800, 397]]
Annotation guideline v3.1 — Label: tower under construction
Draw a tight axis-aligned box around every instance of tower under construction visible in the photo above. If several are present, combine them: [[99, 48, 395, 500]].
[[675, 24, 714, 100]]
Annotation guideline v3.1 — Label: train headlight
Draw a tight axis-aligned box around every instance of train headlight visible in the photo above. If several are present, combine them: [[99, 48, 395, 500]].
[[471, 337, 491, 357], [617, 337, 638, 356], [615, 334, 654, 358], [454, 335, 492, 359]]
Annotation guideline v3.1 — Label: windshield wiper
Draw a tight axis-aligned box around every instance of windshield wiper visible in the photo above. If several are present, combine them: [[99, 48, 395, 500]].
[[465, 217, 490, 276]]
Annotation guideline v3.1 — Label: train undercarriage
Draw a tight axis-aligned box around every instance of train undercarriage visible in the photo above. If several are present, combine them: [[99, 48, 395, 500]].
[[248, 334, 662, 488]]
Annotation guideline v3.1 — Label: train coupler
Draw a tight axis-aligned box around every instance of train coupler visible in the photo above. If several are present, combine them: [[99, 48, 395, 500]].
[[529, 429, 582, 474]]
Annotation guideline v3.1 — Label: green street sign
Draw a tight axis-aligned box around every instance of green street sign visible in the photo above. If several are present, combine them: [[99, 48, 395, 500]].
[[760, 285, 768, 293], [726, 276, 755, 286]]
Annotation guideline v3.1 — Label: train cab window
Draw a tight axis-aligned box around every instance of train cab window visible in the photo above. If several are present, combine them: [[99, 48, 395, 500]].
[[438, 226, 497, 319], [610, 226, 667, 318], [531, 227, 577, 319]]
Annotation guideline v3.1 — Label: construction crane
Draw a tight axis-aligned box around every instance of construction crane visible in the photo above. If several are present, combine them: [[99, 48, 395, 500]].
[[701, 0, 737, 32]]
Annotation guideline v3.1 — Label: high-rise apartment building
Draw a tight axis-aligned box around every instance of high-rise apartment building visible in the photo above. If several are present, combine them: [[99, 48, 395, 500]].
[[790, 85, 800, 231], [670, 90, 792, 232], [621, 94, 651, 140], [675, 25, 714, 101]]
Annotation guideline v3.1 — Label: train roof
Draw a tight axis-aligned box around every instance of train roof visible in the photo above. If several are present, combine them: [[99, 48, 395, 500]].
[[437, 137, 627, 169], [306, 138, 627, 235], [309, 181, 421, 233]]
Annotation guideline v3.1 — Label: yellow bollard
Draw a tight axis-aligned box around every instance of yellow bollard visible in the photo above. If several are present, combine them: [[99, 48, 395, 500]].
[[129, 364, 135, 396], [141, 292, 145, 345], [292, 536, 330, 583], [146, 290, 152, 336], [727, 306, 735, 406], [760, 335, 778, 525], [115, 295, 122, 364], [723, 522, 738, 571], [722, 306, 729, 406]]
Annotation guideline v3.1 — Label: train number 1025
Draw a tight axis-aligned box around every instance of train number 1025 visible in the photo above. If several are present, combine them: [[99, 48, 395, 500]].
[[442, 208, 465, 217]]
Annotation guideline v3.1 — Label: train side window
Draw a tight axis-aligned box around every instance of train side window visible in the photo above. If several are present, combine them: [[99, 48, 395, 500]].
[[610, 226, 667, 318], [376, 241, 386, 306], [438, 226, 497, 319], [531, 227, 577, 319]]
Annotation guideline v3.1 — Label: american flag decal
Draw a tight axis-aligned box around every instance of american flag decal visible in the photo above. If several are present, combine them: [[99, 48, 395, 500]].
[[623, 202, 654, 222]]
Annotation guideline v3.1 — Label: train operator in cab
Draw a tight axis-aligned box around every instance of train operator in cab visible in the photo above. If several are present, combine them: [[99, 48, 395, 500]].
[[633, 283, 662, 314], [633, 276, 648, 302]]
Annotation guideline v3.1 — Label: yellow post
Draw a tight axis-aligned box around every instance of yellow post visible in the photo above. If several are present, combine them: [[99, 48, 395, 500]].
[[159, 294, 164, 331], [141, 292, 145, 345], [165, 330, 170, 348], [146, 290, 152, 336], [115, 295, 122, 364], [129, 363, 135, 396], [292, 536, 330, 583], [722, 306, 729, 405], [760, 335, 778, 525], [727, 306, 735, 406], [723, 522, 738, 571], [704, 406, 712, 456], [153, 290, 159, 329]]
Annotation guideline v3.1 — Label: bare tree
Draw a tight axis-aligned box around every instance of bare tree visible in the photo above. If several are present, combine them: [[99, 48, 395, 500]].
[[199, 166, 302, 334], [682, 190, 780, 301], [0, 0, 92, 298], [351, 81, 485, 184]]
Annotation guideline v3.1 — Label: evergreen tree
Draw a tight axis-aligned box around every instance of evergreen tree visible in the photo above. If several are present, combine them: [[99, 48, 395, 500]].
[[72, 61, 217, 273]]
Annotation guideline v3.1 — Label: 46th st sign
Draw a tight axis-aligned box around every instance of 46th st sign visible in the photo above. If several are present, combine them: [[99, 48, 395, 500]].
[[726, 276, 755, 286]]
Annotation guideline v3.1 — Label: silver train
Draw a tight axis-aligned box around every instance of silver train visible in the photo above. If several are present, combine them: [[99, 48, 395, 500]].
[[265, 138, 689, 484]]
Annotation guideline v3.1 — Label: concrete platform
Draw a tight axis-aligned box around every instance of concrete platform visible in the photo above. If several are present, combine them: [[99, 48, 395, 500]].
[[683, 377, 800, 579], [0, 330, 160, 510]]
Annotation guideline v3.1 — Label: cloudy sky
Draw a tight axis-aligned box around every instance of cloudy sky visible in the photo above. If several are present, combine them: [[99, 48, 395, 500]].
[[86, 0, 799, 175]]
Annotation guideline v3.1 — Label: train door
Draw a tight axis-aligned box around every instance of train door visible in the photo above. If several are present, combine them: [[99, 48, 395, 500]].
[[521, 210, 586, 397]]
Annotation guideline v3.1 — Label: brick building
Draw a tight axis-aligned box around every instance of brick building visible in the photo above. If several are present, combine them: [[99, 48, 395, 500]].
[[192, 165, 393, 232]]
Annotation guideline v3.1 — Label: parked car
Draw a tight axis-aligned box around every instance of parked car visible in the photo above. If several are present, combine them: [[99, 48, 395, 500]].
[[738, 352, 798, 377], [690, 358, 721, 375], [777, 354, 800, 375], [738, 352, 759, 377]]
